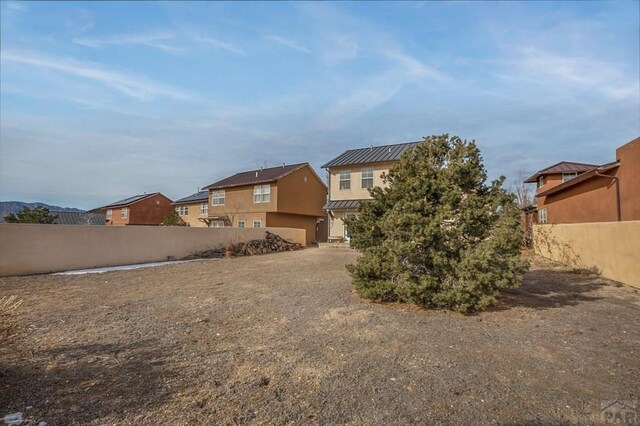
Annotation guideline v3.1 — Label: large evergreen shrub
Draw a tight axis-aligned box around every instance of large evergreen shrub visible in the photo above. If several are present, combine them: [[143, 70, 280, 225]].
[[346, 135, 528, 313]]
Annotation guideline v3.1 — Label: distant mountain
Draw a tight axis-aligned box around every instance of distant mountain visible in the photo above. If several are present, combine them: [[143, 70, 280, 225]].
[[0, 201, 84, 222]]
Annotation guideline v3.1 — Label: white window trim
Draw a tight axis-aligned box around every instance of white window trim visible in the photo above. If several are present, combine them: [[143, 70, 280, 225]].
[[121, 207, 128, 219], [200, 202, 208, 216], [538, 175, 545, 188], [253, 185, 271, 203], [106, 209, 112, 219], [539, 208, 548, 224], [175, 205, 188, 216], [212, 190, 225, 206], [253, 219, 261, 228], [562, 172, 577, 183], [339, 170, 351, 190], [361, 167, 374, 189], [238, 220, 245, 228]]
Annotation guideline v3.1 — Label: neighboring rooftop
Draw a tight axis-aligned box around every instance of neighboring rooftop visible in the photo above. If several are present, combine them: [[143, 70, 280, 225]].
[[54, 211, 106, 226], [203, 163, 308, 190], [174, 191, 209, 204], [96, 193, 162, 210], [322, 141, 421, 168], [323, 199, 363, 211], [537, 161, 620, 197], [524, 161, 598, 183]]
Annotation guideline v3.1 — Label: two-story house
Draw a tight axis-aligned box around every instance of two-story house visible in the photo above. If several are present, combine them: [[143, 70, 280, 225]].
[[322, 141, 419, 242], [92, 192, 174, 225], [172, 190, 209, 227], [524, 136, 640, 225], [201, 163, 328, 245]]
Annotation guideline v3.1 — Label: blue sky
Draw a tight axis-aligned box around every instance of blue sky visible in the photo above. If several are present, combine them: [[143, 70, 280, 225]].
[[1, 1, 638, 209]]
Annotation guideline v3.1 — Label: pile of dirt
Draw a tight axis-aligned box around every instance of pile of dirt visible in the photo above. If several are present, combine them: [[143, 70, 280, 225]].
[[184, 231, 303, 259]]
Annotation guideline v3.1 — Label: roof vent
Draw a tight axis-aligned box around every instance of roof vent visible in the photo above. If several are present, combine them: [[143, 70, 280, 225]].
[[255, 171, 259, 177], [388, 147, 391, 153]]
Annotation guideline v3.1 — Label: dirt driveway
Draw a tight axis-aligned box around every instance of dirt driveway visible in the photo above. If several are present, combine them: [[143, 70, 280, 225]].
[[1, 248, 639, 425]]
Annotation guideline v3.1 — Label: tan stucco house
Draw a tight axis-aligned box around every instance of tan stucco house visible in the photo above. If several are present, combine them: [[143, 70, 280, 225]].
[[201, 163, 328, 245], [322, 141, 419, 242], [172, 190, 210, 227]]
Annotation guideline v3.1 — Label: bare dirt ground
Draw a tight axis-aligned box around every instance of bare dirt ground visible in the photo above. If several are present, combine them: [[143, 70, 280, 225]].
[[1, 248, 639, 425]]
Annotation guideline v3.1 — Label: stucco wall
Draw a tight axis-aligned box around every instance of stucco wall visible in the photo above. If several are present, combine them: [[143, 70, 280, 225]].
[[176, 201, 209, 227], [266, 212, 318, 244], [0, 224, 305, 276], [208, 184, 278, 217], [533, 221, 640, 288], [276, 165, 327, 217], [616, 137, 640, 221], [541, 176, 619, 223], [329, 162, 393, 201]]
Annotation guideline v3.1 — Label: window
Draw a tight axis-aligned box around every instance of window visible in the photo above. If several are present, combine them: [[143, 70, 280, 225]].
[[238, 220, 245, 228], [538, 175, 546, 188], [212, 190, 225, 206], [211, 220, 225, 228], [175, 205, 188, 216], [339, 170, 351, 190], [562, 172, 577, 183], [106, 209, 112, 219], [361, 167, 374, 189], [253, 185, 270, 203], [121, 208, 128, 219], [253, 220, 261, 228], [200, 202, 208, 216], [539, 208, 548, 224]]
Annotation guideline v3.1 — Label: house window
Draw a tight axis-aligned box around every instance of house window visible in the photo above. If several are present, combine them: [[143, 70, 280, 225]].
[[562, 172, 577, 183], [212, 190, 225, 206], [253, 220, 261, 228], [538, 175, 546, 188], [539, 208, 548, 224], [176, 205, 188, 216], [200, 202, 208, 216], [361, 167, 374, 189], [238, 220, 245, 228], [253, 185, 271, 203], [121, 208, 128, 219], [211, 220, 225, 228], [339, 170, 351, 190], [106, 209, 112, 219]]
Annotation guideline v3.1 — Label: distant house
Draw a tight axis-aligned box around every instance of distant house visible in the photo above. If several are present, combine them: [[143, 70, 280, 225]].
[[53, 211, 105, 226], [201, 163, 327, 244], [524, 136, 639, 225], [322, 141, 419, 242], [92, 193, 174, 226], [172, 191, 209, 227]]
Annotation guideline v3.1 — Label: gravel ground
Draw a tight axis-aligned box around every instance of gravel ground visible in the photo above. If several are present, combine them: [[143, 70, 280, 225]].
[[1, 247, 639, 425]]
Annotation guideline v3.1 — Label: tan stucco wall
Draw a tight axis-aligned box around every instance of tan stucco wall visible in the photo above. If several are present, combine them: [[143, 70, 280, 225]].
[[328, 211, 358, 240], [276, 165, 327, 217], [176, 201, 209, 227], [616, 137, 640, 221], [266, 212, 318, 244], [0, 224, 305, 276], [208, 184, 279, 219], [533, 221, 640, 288], [328, 162, 394, 201]]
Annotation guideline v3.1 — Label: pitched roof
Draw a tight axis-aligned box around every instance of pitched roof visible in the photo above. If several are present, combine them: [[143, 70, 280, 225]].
[[97, 193, 164, 210], [202, 163, 308, 190], [53, 211, 106, 226], [174, 191, 209, 204], [322, 141, 421, 168], [537, 161, 620, 197], [524, 161, 599, 183], [323, 199, 364, 210]]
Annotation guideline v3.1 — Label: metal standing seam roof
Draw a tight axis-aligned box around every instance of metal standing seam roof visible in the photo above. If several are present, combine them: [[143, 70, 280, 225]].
[[173, 191, 209, 204], [53, 211, 106, 225], [323, 199, 364, 210], [524, 162, 599, 183], [322, 141, 421, 168], [202, 163, 308, 190]]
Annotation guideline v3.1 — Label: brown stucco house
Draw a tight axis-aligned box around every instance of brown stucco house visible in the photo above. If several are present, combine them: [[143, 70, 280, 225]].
[[93, 193, 174, 226], [172, 190, 209, 227], [201, 163, 328, 244], [524, 136, 640, 225], [322, 141, 419, 242]]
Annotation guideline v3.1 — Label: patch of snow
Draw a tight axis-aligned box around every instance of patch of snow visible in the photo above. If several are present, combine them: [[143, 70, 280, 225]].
[[53, 259, 204, 275], [3, 412, 22, 425]]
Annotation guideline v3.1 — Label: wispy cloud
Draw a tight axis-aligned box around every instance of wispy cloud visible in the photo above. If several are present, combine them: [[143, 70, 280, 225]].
[[264, 35, 311, 54], [194, 36, 246, 56], [73, 32, 182, 52], [4, 1, 27, 12], [1, 50, 194, 101]]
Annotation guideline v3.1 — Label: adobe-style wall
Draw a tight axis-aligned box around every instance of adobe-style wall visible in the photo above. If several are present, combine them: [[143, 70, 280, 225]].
[[541, 175, 619, 223], [616, 137, 640, 221], [266, 212, 319, 244], [0, 224, 305, 277], [328, 161, 395, 201], [208, 184, 279, 217], [533, 221, 640, 288], [176, 201, 209, 227], [276, 165, 327, 217]]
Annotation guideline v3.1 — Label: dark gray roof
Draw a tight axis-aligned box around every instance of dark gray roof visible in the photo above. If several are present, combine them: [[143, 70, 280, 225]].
[[53, 211, 105, 226], [98, 193, 164, 209], [323, 199, 364, 210], [322, 141, 420, 168], [174, 191, 209, 204], [203, 163, 307, 190], [524, 162, 598, 183]]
